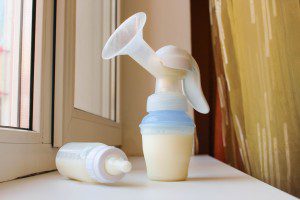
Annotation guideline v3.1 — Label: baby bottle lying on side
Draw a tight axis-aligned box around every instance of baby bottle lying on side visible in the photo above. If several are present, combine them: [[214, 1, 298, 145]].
[[56, 142, 132, 183]]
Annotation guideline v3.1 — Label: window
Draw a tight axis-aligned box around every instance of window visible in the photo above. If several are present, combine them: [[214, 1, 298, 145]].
[[0, 0, 56, 182], [74, 0, 117, 121], [0, 0, 34, 129], [53, 0, 120, 147]]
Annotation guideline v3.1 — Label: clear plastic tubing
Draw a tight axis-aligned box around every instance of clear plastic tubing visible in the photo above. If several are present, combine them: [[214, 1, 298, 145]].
[[56, 142, 132, 183]]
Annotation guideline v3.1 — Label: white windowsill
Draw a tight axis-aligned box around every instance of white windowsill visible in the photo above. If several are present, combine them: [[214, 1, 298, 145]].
[[0, 156, 296, 200]]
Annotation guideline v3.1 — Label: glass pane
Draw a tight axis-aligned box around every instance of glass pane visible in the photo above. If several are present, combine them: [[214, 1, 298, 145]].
[[0, 0, 33, 129], [74, 0, 116, 120]]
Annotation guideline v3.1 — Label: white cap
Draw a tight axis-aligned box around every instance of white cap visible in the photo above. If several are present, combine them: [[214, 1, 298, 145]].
[[86, 145, 131, 183]]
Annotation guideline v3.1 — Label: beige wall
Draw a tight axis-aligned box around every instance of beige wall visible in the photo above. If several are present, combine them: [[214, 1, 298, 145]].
[[120, 0, 191, 156]]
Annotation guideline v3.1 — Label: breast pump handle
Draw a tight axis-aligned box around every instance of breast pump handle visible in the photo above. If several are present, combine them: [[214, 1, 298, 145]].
[[155, 45, 209, 114]]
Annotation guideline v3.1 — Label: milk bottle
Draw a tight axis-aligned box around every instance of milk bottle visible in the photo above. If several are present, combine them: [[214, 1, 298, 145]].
[[56, 142, 132, 183], [140, 110, 194, 181]]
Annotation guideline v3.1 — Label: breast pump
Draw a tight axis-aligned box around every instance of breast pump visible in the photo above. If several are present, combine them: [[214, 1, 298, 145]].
[[102, 12, 209, 181]]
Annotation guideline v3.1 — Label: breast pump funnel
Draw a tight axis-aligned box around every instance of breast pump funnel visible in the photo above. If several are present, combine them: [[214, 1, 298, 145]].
[[102, 12, 171, 78]]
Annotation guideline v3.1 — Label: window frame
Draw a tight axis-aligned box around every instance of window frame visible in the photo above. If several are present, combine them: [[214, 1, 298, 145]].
[[0, 0, 57, 182], [53, 0, 121, 147]]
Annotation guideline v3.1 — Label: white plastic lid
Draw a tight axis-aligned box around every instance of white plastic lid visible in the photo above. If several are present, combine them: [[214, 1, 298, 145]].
[[86, 145, 130, 183]]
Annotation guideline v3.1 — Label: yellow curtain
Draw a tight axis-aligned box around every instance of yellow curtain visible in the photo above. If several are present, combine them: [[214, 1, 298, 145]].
[[210, 0, 300, 197]]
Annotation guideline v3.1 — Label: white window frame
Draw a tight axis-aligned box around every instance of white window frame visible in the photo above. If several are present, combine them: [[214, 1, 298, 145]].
[[0, 0, 57, 182], [53, 0, 121, 147]]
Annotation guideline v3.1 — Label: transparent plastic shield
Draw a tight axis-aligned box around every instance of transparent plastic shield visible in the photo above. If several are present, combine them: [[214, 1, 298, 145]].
[[102, 12, 169, 77]]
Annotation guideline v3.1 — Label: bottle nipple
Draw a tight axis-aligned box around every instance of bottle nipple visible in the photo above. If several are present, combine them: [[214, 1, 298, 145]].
[[105, 157, 132, 176]]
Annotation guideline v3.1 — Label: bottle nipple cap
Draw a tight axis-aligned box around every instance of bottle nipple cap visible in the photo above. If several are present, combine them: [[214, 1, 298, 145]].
[[120, 160, 132, 173], [86, 146, 131, 183], [105, 157, 132, 175]]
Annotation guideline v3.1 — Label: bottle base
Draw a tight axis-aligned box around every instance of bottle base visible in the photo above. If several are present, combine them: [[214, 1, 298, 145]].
[[147, 175, 188, 182]]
